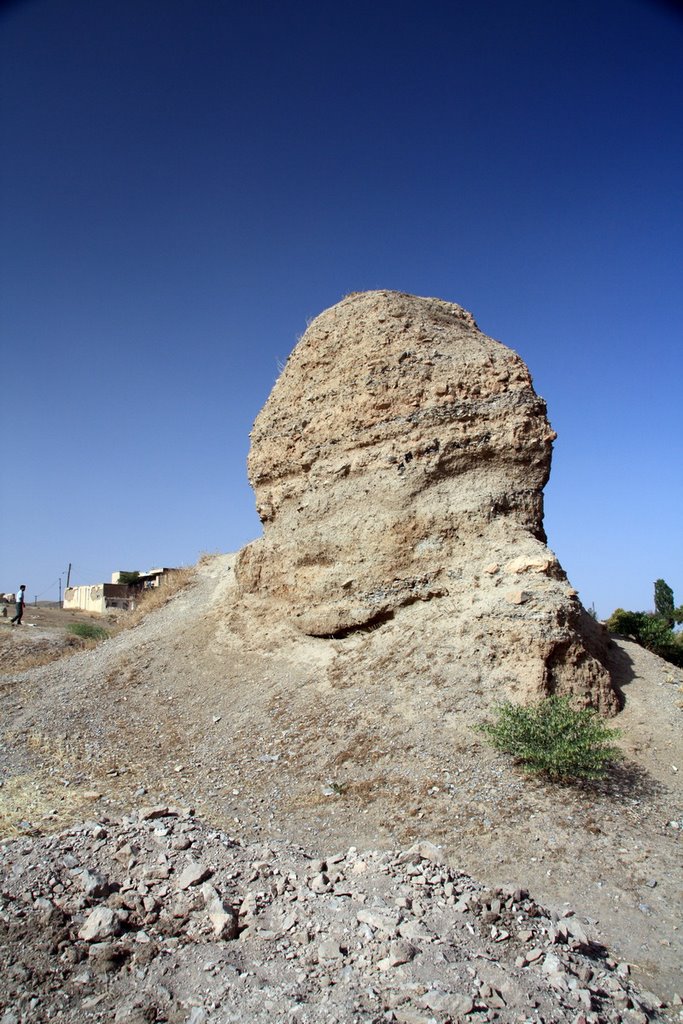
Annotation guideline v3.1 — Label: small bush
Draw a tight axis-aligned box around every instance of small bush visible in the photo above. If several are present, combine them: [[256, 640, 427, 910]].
[[66, 622, 109, 642], [477, 696, 622, 780], [606, 608, 683, 667], [605, 608, 645, 637]]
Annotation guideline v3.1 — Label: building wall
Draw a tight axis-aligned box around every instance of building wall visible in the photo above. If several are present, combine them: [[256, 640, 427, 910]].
[[64, 585, 105, 613], [64, 583, 133, 613], [110, 568, 176, 587]]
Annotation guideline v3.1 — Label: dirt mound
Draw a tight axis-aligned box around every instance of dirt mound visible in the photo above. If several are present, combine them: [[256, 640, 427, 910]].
[[0, 295, 681, 1015], [1, 555, 681, 1014]]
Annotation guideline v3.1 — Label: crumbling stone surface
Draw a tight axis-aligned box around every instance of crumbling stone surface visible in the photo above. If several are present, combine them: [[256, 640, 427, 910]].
[[0, 810, 676, 1024], [236, 290, 617, 710]]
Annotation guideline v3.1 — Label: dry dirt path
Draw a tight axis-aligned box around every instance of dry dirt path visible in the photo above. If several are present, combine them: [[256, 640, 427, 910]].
[[1, 554, 681, 1004]]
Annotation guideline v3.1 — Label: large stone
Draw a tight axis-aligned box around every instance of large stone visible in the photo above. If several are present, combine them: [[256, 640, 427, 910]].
[[236, 290, 617, 710], [76, 869, 111, 899], [201, 883, 238, 939], [78, 907, 120, 942], [176, 860, 211, 890]]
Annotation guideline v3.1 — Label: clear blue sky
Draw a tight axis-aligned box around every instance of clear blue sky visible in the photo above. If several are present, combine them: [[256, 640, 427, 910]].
[[1, 0, 681, 618]]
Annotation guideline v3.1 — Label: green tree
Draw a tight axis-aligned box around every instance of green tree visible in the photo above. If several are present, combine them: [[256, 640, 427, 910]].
[[654, 579, 675, 629], [639, 614, 675, 651], [117, 571, 140, 586]]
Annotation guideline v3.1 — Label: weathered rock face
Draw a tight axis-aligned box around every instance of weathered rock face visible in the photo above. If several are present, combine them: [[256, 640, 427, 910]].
[[236, 290, 617, 710]]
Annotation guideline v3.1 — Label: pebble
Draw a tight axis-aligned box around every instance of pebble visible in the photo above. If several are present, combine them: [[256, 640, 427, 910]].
[[317, 939, 344, 960]]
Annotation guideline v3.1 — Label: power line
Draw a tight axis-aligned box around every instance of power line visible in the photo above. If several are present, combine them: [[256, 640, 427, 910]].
[[33, 578, 61, 598], [35, 580, 59, 596]]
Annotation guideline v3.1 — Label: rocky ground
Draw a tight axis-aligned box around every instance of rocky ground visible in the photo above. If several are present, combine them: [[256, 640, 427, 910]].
[[0, 810, 674, 1024], [1, 555, 682, 1023]]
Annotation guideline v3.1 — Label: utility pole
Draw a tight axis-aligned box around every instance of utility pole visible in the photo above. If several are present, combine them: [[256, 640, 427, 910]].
[[66, 563, 72, 589], [58, 577, 62, 605]]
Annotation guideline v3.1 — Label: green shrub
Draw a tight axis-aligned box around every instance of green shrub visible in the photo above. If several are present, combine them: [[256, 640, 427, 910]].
[[66, 622, 109, 642], [605, 608, 645, 636], [477, 696, 622, 780], [654, 635, 683, 668], [605, 607, 683, 666], [638, 614, 675, 650]]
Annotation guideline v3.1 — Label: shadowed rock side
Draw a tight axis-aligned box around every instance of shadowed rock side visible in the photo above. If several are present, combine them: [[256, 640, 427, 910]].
[[236, 290, 617, 711]]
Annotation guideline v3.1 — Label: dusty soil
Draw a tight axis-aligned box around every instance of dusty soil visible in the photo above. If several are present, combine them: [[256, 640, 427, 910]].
[[1, 555, 681, 1018], [1, 602, 115, 631], [0, 604, 120, 674]]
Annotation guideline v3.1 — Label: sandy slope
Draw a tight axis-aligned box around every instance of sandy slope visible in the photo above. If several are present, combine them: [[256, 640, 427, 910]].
[[1, 554, 681, 1000]]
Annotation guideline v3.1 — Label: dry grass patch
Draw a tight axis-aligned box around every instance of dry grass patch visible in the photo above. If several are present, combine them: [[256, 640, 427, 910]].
[[0, 770, 100, 839], [0, 635, 99, 675], [197, 550, 222, 565], [0, 728, 159, 838], [118, 566, 197, 630]]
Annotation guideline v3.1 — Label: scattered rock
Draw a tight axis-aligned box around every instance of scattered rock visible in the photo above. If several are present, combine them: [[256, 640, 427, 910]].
[[138, 805, 171, 821], [1, 813, 670, 1023], [201, 883, 237, 939], [317, 938, 344, 961]]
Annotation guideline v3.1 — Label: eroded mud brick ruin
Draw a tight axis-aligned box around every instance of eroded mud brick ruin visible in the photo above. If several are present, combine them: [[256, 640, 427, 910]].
[[236, 290, 617, 711]]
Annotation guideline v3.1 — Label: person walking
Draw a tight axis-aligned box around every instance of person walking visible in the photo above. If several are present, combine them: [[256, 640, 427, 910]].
[[10, 585, 26, 626]]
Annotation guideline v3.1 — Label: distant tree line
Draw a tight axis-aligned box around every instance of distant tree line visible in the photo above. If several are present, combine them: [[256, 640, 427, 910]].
[[606, 578, 683, 667]]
